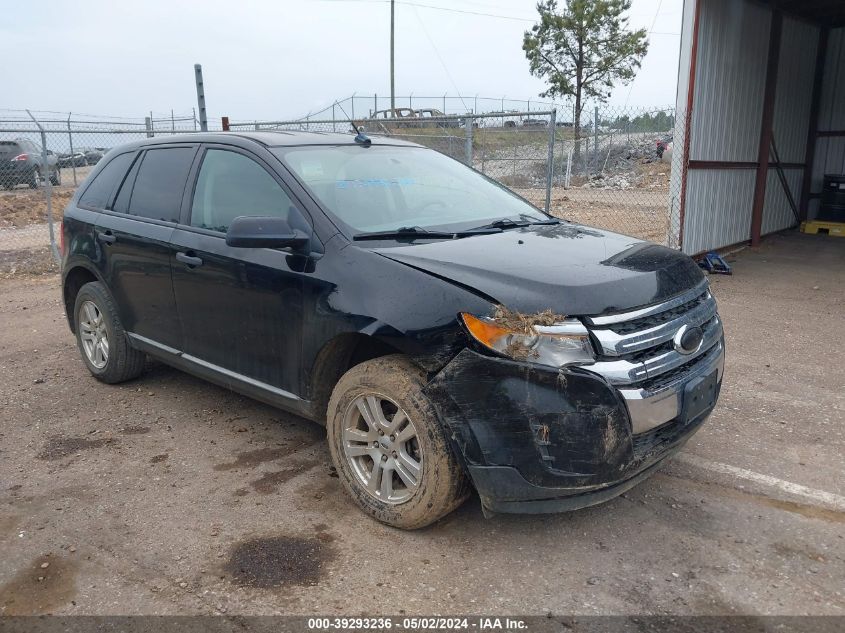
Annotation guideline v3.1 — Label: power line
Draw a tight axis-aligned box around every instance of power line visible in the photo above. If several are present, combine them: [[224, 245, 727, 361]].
[[315, 0, 535, 22], [411, 5, 469, 112], [622, 0, 665, 109]]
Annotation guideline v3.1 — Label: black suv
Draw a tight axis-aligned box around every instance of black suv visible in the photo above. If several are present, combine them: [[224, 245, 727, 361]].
[[0, 138, 61, 189], [61, 132, 724, 529]]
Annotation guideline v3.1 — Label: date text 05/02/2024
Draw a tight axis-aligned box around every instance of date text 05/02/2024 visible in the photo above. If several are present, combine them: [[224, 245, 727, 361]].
[[306, 617, 528, 630]]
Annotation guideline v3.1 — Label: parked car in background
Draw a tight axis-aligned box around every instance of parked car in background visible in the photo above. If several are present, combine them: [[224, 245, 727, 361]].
[[521, 118, 548, 128], [58, 151, 88, 168], [657, 136, 673, 162], [61, 131, 724, 529], [0, 138, 60, 189], [365, 108, 419, 129], [79, 148, 105, 165], [660, 141, 673, 164], [415, 108, 460, 128]]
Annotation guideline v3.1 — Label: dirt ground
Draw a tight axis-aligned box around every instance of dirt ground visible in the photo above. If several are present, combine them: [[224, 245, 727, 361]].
[[0, 231, 843, 617], [0, 169, 85, 229], [517, 187, 671, 243]]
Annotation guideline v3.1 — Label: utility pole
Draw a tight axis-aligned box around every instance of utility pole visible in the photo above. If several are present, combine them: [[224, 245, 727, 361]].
[[390, 0, 395, 112], [194, 63, 208, 132]]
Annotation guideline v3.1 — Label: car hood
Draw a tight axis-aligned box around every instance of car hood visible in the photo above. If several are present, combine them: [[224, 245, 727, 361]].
[[371, 223, 705, 316]]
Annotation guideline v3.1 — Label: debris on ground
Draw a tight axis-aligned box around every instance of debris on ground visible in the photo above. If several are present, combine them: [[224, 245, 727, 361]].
[[492, 305, 566, 333]]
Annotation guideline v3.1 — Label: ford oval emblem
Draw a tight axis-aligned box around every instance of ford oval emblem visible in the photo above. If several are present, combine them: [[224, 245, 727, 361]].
[[673, 324, 704, 355]]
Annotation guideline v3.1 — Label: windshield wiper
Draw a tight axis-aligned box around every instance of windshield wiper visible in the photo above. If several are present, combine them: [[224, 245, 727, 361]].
[[468, 216, 560, 232], [353, 226, 458, 241], [353, 225, 502, 241]]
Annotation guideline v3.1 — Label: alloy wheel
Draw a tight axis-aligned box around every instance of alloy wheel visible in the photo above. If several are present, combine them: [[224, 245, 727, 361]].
[[342, 393, 422, 504], [78, 300, 109, 369]]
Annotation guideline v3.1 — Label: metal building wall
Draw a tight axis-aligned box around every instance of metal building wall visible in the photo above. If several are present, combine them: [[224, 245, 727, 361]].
[[677, 0, 825, 253], [680, 0, 771, 255], [809, 27, 845, 219], [762, 169, 803, 234], [667, 0, 699, 248], [764, 17, 819, 235]]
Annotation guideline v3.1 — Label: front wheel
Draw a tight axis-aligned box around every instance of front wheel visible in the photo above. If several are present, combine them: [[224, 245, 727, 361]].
[[74, 281, 146, 384], [327, 355, 470, 529]]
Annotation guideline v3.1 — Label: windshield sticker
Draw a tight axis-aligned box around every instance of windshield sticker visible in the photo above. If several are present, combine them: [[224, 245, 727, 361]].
[[299, 161, 325, 181], [336, 178, 416, 189]]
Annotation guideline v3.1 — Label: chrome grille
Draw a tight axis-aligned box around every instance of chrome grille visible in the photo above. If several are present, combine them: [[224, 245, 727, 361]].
[[583, 280, 725, 435]]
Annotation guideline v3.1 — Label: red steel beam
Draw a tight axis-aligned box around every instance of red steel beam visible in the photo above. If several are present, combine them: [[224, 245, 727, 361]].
[[750, 9, 783, 247], [677, 0, 703, 250], [799, 27, 829, 221], [689, 160, 805, 170]]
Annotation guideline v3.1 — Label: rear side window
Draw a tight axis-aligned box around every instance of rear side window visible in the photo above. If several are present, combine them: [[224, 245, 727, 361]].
[[126, 147, 195, 222], [0, 142, 22, 157], [78, 152, 135, 210]]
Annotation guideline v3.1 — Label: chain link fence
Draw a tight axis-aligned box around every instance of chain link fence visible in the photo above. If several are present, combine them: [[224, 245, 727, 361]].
[[1, 104, 680, 278], [0, 110, 202, 276]]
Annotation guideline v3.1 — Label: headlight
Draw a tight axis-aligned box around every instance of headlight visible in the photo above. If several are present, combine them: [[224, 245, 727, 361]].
[[461, 312, 595, 369]]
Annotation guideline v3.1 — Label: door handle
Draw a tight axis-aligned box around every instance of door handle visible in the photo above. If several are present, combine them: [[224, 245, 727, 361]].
[[176, 251, 204, 268], [97, 231, 116, 244]]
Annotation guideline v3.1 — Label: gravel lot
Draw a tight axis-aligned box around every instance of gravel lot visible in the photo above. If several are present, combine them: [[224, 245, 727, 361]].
[[0, 231, 843, 617]]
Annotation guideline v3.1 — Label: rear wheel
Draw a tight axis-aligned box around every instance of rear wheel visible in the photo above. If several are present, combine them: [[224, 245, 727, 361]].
[[327, 355, 469, 529], [28, 168, 41, 189], [50, 166, 61, 186], [74, 281, 146, 384]]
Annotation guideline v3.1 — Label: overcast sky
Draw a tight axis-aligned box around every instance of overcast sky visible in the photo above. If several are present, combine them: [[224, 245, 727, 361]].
[[3, 0, 683, 121]]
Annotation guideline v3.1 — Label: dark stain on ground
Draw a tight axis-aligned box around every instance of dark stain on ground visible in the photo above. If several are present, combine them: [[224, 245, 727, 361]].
[[216, 447, 288, 471], [772, 541, 828, 562], [120, 425, 150, 435], [150, 454, 169, 464], [224, 536, 333, 589], [233, 488, 250, 497], [0, 554, 77, 615], [213, 447, 294, 471], [250, 469, 300, 494], [661, 472, 845, 524], [37, 436, 115, 461], [312, 523, 336, 543], [756, 496, 845, 524]]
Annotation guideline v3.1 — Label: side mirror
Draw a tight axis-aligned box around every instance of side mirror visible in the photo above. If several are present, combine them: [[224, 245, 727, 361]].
[[225, 215, 310, 250]]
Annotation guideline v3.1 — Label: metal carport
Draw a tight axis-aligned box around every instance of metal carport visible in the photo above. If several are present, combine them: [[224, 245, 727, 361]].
[[669, 0, 845, 254]]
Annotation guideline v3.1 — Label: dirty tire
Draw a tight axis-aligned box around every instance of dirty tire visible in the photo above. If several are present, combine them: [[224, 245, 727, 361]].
[[327, 355, 469, 529], [74, 281, 146, 384], [50, 167, 61, 186]]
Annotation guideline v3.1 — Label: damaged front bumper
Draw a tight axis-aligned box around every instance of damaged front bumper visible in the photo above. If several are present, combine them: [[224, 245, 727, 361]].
[[424, 343, 724, 514]]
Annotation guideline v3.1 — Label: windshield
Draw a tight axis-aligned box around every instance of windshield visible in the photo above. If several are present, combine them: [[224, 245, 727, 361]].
[[273, 145, 547, 234]]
